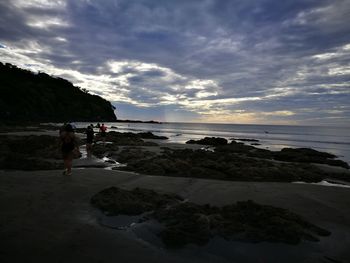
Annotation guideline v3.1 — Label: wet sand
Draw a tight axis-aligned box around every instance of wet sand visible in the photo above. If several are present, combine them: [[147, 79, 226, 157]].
[[1, 168, 350, 262]]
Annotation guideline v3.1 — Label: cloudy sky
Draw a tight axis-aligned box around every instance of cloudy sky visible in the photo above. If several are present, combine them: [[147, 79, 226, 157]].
[[1, 0, 349, 125]]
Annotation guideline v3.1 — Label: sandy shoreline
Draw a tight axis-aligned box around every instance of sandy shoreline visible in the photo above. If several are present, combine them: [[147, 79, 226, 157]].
[[1, 168, 350, 262]]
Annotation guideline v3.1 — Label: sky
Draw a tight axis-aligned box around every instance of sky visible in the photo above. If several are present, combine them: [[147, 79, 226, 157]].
[[0, 0, 349, 125]]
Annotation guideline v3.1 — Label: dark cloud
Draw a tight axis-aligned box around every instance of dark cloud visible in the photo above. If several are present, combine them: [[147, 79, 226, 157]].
[[0, 0, 349, 124]]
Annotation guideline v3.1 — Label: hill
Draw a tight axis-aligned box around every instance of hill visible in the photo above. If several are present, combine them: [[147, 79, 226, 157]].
[[0, 62, 117, 122]]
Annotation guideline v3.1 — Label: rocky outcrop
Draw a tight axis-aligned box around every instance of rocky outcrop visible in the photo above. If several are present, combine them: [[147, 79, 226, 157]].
[[0, 135, 64, 170], [91, 187, 331, 247], [137, 132, 168, 140], [186, 137, 228, 146], [231, 138, 259, 142], [118, 147, 327, 182], [90, 187, 183, 215], [95, 131, 161, 146], [155, 200, 331, 247], [216, 141, 349, 169], [91, 144, 120, 158], [274, 148, 349, 169]]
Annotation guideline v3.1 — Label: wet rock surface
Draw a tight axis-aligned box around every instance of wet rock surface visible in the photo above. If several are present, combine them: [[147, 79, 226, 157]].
[[91, 143, 120, 158], [118, 147, 337, 182], [0, 135, 63, 170], [274, 148, 349, 169], [111, 138, 350, 182], [113, 147, 157, 164], [92, 187, 331, 248], [231, 138, 260, 142], [186, 137, 228, 146], [95, 131, 161, 146], [0, 131, 164, 170], [137, 132, 168, 140], [191, 139, 349, 169], [91, 186, 183, 216]]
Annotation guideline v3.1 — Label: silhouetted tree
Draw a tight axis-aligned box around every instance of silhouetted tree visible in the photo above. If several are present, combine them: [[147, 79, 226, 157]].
[[0, 62, 117, 122]]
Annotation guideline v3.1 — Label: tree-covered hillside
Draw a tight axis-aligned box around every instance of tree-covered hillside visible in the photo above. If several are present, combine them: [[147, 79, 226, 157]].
[[0, 62, 117, 122]]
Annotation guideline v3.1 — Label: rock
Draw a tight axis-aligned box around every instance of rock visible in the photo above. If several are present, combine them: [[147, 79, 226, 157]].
[[215, 143, 349, 169], [104, 159, 116, 164], [0, 135, 63, 170], [115, 147, 333, 183], [91, 143, 119, 158], [218, 200, 331, 245], [96, 131, 159, 146], [137, 132, 168, 140], [90, 187, 183, 216], [74, 128, 86, 134], [0, 153, 62, 170], [216, 141, 255, 154], [231, 138, 259, 142], [96, 131, 163, 146], [92, 187, 331, 248], [274, 148, 349, 169], [186, 137, 228, 146], [115, 148, 157, 164]]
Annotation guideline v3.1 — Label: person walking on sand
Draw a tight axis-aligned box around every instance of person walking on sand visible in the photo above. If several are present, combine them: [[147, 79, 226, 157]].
[[86, 124, 94, 157], [99, 123, 107, 144], [60, 123, 79, 176]]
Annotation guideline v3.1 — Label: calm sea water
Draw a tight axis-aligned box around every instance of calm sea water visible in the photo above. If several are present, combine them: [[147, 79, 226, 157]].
[[76, 122, 350, 163]]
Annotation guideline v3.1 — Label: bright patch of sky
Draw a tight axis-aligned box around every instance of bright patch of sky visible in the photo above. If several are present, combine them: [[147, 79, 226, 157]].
[[0, 0, 349, 125]]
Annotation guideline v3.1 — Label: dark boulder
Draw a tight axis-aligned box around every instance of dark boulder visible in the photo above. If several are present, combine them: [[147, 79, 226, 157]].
[[231, 138, 259, 142], [0, 135, 63, 170], [186, 137, 228, 146], [274, 148, 349, 169], [91, 143, 119, 158], [137, 132, 168, 140], [90, 187, 183, 216], [96, 131, 159, 146]]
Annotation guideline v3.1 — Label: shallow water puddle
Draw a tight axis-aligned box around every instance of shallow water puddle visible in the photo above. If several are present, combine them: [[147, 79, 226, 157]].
[[96, 211, 165, 248], [74, 144, 126, 169], [93, 206, 349, 263], [293, 180, 350, 188], [97, 212, 348, 263]]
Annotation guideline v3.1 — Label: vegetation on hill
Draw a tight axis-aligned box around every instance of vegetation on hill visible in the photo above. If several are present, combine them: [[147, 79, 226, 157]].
[[0, 62, 117, 122]]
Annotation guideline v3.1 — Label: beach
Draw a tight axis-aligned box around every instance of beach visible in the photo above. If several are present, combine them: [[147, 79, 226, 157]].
[[1, 169, 350, 263], [1, 125, 350, 262]]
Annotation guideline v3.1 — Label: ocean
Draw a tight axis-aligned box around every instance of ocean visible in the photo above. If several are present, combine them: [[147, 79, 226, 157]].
[[76, 122, 350, 164]]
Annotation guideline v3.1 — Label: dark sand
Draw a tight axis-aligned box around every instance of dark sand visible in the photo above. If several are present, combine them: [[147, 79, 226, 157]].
[[1, 168, 350, 263]]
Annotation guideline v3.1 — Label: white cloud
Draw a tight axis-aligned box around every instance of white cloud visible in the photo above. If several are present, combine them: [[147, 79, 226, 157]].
[[12, 0, 67, 9], [286, 1, 350, 32], [1, 0, 349, 124], [27, 16, 70, 28]]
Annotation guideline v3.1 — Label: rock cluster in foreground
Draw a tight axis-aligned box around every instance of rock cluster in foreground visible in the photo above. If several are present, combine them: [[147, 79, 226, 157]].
[[91, 187, 331, 248]]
